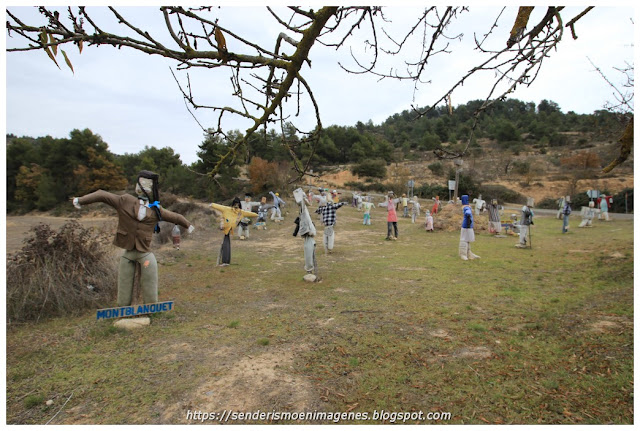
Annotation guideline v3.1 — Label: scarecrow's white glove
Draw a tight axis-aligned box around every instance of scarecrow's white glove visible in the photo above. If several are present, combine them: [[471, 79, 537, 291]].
[[72, 197, 81, 209], [188, 225, 195, 234]]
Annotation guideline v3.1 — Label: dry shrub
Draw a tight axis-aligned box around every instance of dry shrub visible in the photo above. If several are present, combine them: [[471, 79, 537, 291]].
[[248, 157, 292, 194], [6, 221, 118, 323], [433, 203, 490, 232], [161, 192, 180, 208]]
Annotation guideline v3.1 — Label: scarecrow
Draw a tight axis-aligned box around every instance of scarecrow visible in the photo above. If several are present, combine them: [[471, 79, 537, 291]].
[[459, 195, 480, 260], [361, 195, 374, 225], [579, 201, 596, 227], [562, 196, 572, 233], [255, 197, 274, 230], [293, 188, 318, 279], [238, 194, 261, 239], [431, 196, 441, 215], [515, 199, 534, 248], [424, 210, 434, 232], [472, 194, 486, 216], [269, 191, 286, 221], [487, 199, 502, 234], [410, 196, 421, 223], [315, 198, 346, 254], [401, 193, 410, 218], [72, 171, 194, 306], [379, 191, 400, 240], [598, 194, 611, 221], [211, 198, 258, 265]]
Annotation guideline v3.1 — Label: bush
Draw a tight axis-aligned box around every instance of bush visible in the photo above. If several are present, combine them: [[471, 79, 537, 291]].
[[537, 197, 560, 209], [351, 159, 387, 179], [478, 184, 526, 205], [248, 157, 292, 195], [344, 181, 366, 190], [611, 188, 633, 213], [427, 162, 444, 176], [344, 181, 387, 193], [415, 183, 449, 200], [6, 221, 118, 323]]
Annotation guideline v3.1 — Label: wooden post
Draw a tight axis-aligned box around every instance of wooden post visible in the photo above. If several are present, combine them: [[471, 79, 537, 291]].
[[453, 158, 463, 202]]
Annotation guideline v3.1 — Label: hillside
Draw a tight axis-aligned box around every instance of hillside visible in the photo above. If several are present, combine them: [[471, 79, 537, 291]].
[[6, 98, 633, 212], [308, 133, 633, 205]]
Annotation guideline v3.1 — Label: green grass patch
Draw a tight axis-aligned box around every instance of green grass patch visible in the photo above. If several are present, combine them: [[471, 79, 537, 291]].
[[6, 208, 633, 425]]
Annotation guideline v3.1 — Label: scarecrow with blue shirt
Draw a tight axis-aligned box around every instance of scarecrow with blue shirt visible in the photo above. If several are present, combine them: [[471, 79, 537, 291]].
[[459, 194, 480, 260]]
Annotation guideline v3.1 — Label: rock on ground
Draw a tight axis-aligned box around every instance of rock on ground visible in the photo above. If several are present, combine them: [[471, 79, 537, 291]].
[[114, 316, 151, 330]]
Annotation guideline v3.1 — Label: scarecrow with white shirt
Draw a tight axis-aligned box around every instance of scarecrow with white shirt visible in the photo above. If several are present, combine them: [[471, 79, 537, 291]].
[[292, 188, 318, 279], [238, 194, 260, 239], [72, 171, 195, 307]]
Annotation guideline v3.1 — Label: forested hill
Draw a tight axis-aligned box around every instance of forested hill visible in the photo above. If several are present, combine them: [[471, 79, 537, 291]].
[[6, 98, 629, 213], [303, 98, 624, 166]]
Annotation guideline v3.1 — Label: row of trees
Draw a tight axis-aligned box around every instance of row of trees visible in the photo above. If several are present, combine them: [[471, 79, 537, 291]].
[[6, 128, 295, 212], [5, 98, 628, 212]]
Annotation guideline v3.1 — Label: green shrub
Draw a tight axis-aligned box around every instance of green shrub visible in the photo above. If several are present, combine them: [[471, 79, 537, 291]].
[[351, 159, 386, 179], [24, 395, 45, 409], [537, 197, 560, 209], [478, 184, 525, 205], [427, 162, 444, 176]]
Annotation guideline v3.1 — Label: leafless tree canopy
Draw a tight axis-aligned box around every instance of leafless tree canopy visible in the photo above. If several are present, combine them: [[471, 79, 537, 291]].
[[8, 5, 625, 179]]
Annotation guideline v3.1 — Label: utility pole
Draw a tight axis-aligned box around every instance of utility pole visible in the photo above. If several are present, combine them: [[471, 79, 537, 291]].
[[453, 158, 463, 202]]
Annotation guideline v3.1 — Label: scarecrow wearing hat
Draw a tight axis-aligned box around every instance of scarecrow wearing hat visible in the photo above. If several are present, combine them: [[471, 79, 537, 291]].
[[255, 196, 273, 230], [401, 193, 410, 218], [459, 195, 480, 260], [269, 191, 286, 221], [72, 171, 195, 307]]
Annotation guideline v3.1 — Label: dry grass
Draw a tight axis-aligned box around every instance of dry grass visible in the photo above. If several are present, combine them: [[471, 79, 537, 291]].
[[6, 221, 119, 323]]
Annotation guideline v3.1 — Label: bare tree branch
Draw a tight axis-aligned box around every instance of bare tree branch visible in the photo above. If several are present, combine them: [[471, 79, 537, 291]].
[[6, 6, 608, 178]]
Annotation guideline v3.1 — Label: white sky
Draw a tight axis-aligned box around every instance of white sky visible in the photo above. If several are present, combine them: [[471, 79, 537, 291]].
[[3, 4, 636, 165]]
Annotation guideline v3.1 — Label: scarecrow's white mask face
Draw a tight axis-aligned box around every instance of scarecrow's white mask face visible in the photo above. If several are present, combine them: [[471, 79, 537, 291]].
[[135, 177, 154, 198]]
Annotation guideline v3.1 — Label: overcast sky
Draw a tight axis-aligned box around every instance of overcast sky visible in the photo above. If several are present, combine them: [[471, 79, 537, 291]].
[[3, 4, 636, 165]]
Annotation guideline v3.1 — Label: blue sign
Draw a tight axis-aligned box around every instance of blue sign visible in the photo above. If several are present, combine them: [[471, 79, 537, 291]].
[[96, 301, 174, 320]]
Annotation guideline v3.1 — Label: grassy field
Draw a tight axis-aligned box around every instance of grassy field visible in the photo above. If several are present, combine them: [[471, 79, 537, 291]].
[[5, 204, 634, 424]]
